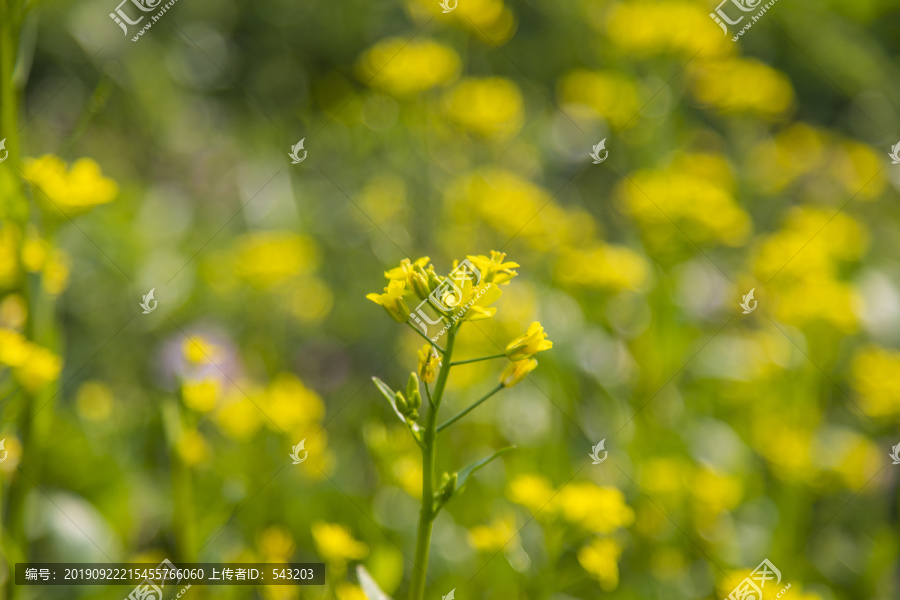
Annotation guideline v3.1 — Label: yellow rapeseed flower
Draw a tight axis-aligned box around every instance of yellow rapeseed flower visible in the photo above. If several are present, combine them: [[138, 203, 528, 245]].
[[555, 483, 635, 534], [467, 515, 517, 552], [851, 345, 900, 417], [357, 38, 460, 97], [499, 358, 537, 387], [232, 231, 319, 288], [466, 251, 518, 285], [182, 378, 220, 413], [367, 279, 410, 323], [505, 321, 553, 361], [406, 0, 516, 45], [417, 344, 439, 383], [215, 392, 263, 440], [182, 336, 219, 365], [259, 525, 296, 560], [264, 372, 325, 431], [508, 473, 555, 514], [689, 58, 794, 117], [443, 77, 524, 140], [604, 1, 733, 59], [24, 155, 119, 212], [311, 522, 369, 563], [557, 70, 640, 129], [0, 329, 62, 391], [556, 244, 647, 290], [577, 538, 622, 591]]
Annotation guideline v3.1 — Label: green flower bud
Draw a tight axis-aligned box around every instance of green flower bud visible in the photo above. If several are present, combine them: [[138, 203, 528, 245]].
[[406, 372, 422, 412]]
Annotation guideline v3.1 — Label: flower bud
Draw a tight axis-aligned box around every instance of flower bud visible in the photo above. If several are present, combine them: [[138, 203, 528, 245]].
[[437, 471, 457, 505], [394, 391, 409, 415], [417, 344, 439, 383], [409, 265, 433, 300], [406, 372, 422, 412]]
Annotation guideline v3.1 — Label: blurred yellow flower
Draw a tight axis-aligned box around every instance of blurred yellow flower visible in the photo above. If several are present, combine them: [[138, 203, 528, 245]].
[[182, 378, 220, 413], [367, 279, 410, 323], [406, 0, 516, 44], [215, 393, 263, 440], [393, 453, 423, 499], [467, 515, 516, 552], [691, 467, 742, 517], [0, 329, 62, 392], [264, 372, 325, 431], [604, 2, 733, 59], [335, 583, 368, 600], [577, 537, 622, 591], [177, 429, 210, 466], [417, 344, 439, 383], [618, 153, 751, 247], [76, 380, 114, 421], [556, 244, 647, 290], [0, 294, 27, 329], [555, 483, 635, 534], [182, 336, 219, 365], [499, 358, 537, 387], [21, 227, 48, 273], [232, 232, 319, 288], [557, 70, 640, 129], [444, 78, 524, 140], [311, 522, 369, 563], [690, 58, 794, 117], [508, 474, 555, 513], [23, 155, 119, 211], [41, 250, 70, 295], [505, 321, 553, 361], [851, 345, 900, 417], [357, 38, 460, 97], [259, 526, 296, 560]]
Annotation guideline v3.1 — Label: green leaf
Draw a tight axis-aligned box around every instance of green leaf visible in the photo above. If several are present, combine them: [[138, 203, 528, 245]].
[[356, 565, 393, 600], [372, 377, 422, 435], [454, 446, 516, 495]]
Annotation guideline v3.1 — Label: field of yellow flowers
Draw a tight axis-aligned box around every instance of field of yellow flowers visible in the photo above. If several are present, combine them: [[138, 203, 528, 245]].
[[1, 0, 900, 599]]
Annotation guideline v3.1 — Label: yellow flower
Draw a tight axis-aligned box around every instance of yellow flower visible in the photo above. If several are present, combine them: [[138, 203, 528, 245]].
[[367, 279, 410, 323], [23, 155, 119, 212], [0, 224, 20, 288], [406, 0, 516, 44], [385, 256, 430, 281], [177, 430, 210, 466], [385, 257, 434, 299], [555, 244, 647, 291], [557, 70, 640, 129], [467, 515, 517, 552], [505, 321, 553, 361], [264, 372, 325, 431], [466, 251, 518, 285], [0, 330, 63, 392], [443, 78, 524, 140], [499, 358, 537, 387], [417, 344, 439, 383], [42, 250, 70, 295], [21, 227, 49, 272], [555, 483, 635, 534], [604, 2, 733, 59], [182, 336, 219, 365], [182, 378, 220, 413], [357, 38, 460, 97], [689, 58, 794, 117], [577, 538, 622, 591], [0, 328, 30, 367], [215, 392, 263, 440], [76, 380, 114, 421], [335, 583, 368, 600], [259, 526, 296, 560], [232, 232, 319, 288], [508, 474, 555, 513], [311, 522, 369, 563], [851, 345, 900, 417]]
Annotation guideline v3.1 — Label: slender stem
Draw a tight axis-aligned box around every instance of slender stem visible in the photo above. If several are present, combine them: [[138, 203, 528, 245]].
[[405, 322, 445, 354], [408, 326, 457, 600], [450, 353, 506, 366], [437, 384, 504, 432]]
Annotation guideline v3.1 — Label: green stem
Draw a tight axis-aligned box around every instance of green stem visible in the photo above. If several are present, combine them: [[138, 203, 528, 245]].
[[450, 353, 505, 366], [437, 384, 503, 432], [408, 326, 457, 600], [405, 322, 445, 354]]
